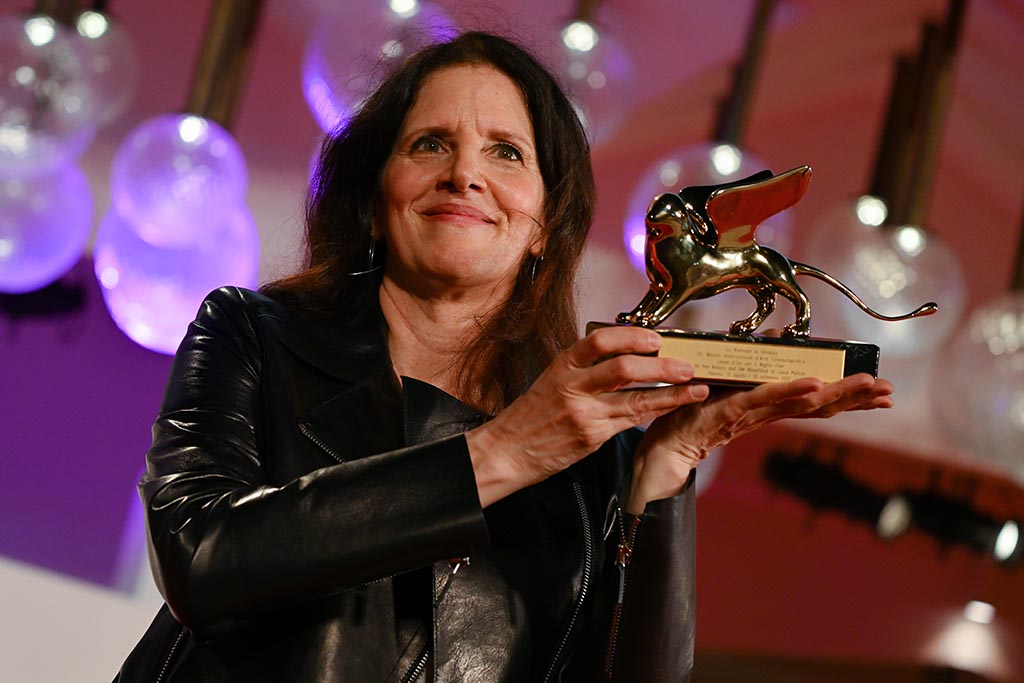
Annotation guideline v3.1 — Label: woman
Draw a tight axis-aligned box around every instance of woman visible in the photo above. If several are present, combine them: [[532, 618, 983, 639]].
[[117, 32, 892, 682]]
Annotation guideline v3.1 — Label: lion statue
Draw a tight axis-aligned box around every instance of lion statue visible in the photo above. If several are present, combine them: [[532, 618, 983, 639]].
[[616, 166, 937, 337]]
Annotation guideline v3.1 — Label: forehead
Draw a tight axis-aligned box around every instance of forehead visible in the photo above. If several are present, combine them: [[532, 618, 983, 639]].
[[403, 64, 534, 136]]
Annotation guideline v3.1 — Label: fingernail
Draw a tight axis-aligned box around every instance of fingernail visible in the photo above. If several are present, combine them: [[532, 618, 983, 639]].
[[692, 384, 710, 399]]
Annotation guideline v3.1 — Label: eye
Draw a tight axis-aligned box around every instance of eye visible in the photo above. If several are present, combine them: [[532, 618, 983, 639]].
[[493, 142, 524, 162], [410, 135, 445, 154]]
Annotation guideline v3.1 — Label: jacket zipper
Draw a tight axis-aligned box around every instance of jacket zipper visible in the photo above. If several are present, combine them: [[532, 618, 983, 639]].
[[602, 510, 641, 679], [542, 481, 593, 683], [398, 557, 466, 683], [400, 646, 430, 683], [154, 628, 185, 683], [299, 420, 346, 464]]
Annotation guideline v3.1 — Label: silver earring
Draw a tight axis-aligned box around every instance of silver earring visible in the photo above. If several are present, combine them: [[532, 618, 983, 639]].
[[530, 255, 543, 282], [346, 237, 381, 276]]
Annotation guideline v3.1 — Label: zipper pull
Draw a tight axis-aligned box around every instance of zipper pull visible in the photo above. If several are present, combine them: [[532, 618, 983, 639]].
[[449, 556, 470, 575]]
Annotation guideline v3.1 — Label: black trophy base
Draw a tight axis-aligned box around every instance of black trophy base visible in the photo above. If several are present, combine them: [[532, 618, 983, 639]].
[[586, 323, 879, 387]]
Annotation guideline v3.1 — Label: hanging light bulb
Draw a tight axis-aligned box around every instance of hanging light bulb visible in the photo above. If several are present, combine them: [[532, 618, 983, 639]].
[[110, 114, 248, 248], [0, 164, 93, 293], [932, 292, 1024, 480], [96, 1, 263, 354], [804, 206, 965, 356], [73, 9, 139, 126], [552, 12, 634, 145], [301, 1, 456, 133], [0, 14, 98, 177], [621, 0, 786, 330], [94, 205, 259, 355]]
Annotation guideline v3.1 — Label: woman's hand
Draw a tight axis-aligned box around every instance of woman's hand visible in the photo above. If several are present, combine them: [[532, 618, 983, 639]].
[[626, 373, 895, 514], [465, 326, 709, 507]]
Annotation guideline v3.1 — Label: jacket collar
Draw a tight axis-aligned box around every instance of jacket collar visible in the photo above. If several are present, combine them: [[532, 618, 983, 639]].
[[268, 274, 487, 460], [268, 272, 392, 386]]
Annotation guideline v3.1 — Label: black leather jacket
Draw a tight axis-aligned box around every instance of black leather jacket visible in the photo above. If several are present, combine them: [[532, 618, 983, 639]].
[[121, 285, 695, 682]]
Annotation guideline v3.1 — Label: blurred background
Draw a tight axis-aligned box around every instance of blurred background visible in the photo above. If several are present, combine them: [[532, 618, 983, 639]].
[[0, 0, 1021, 680]]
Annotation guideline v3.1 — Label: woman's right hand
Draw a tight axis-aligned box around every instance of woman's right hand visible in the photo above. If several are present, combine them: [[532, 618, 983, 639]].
[[464, 326, 709, 507]]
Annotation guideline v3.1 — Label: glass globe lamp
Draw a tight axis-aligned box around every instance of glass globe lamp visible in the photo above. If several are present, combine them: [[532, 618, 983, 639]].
[[552, 19, 634, 145], [110, 114, 248, 248], [0, 164, 93, 293], [93, 206, 260, 355], [0, 14, 97, 177], [301, 1, 456, 133], [74, 10, 139, 126], [805, 200, 965, 357], [933, 292, 1024, 481]]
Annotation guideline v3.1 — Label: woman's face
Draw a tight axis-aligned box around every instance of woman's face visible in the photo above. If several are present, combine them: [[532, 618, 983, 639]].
[[380, 64, 546, 298]]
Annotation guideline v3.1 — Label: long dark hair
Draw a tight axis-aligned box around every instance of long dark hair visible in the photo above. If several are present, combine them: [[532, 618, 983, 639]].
[[263, 32, 595, 414]]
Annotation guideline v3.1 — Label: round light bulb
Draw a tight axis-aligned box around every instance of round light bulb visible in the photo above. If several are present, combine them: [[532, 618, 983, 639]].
[[110, 114, 248, 248], [561, 21, 599, 53], [0, 164, 93, 293], [301, 1, 456, 133], [0, 15, 98, 176], [94, 206, 259, 355], [933, 292, 1024, 480]]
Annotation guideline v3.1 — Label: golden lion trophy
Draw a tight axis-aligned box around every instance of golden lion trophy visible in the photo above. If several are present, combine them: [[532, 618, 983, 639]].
[[594, 166, 938, 386]]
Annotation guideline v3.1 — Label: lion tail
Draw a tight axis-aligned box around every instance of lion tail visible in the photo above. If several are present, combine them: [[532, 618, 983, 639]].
[[791, 261, 939, 321]]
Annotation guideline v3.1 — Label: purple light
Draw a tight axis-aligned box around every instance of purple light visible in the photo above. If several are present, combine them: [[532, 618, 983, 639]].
[[0, 163, 93, 293], [301, 1, 457, 133], [110, 114, 248, 248], [93, 205, 259, 355], [622, 142, 793, 275]]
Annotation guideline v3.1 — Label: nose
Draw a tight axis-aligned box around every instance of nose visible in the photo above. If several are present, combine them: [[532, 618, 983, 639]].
[[440, 148, 485, 193]]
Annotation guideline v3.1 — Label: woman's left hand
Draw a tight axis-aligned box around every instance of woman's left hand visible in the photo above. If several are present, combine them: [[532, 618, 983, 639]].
[[626, 373, 894, 514]]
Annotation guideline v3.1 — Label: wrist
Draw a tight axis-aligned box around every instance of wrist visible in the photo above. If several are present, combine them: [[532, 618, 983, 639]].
[[465, 420, 534, 508]]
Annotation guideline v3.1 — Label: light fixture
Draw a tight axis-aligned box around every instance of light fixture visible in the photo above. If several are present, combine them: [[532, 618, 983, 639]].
[[963, 600, 995, 625], [96, 0, 262, 354], [551, 1, 634, 145], [0, 14, 97, 177], [301, 1, 456, 133], [932, 292, 1024, 480], [73, 8, 139, 127], [994, 521, 1020, 563], [0, 164, 93, 293]]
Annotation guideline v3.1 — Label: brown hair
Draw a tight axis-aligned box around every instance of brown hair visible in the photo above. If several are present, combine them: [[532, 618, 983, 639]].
[[263, 32, 595, 414]]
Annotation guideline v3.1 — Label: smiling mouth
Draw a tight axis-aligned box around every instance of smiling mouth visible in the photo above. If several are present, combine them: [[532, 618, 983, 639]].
[[422, 204, 496, 224]]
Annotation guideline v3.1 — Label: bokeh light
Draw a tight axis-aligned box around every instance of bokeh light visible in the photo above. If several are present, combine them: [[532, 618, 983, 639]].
[[933, 292, 1024, 480], [94, 206, 260, 355], [301, 1, 456, 133], [0, 14, 97, 177], [0, 164, 93, 293], [808, 218, 964, 356], [74, 10, 139, 126], [553, 19, 634, 145], [110, 114, 248, 247]]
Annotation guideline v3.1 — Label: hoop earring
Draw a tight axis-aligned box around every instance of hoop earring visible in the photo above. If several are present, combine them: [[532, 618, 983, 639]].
[[530, 254, 543, 283], [346, 237, 382, 276]]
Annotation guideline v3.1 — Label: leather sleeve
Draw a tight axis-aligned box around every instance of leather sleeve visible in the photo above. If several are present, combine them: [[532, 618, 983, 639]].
[[597, 470, 696, 682], [139, 288, 490, 638]]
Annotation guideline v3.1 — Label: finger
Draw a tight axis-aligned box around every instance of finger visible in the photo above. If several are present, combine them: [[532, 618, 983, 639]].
[[603, 382, 710, 424], [577, 353, 695, 392], [765, 375, 887, 419], [568, 326, 662, 368], [726, 377, 823, 413]]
